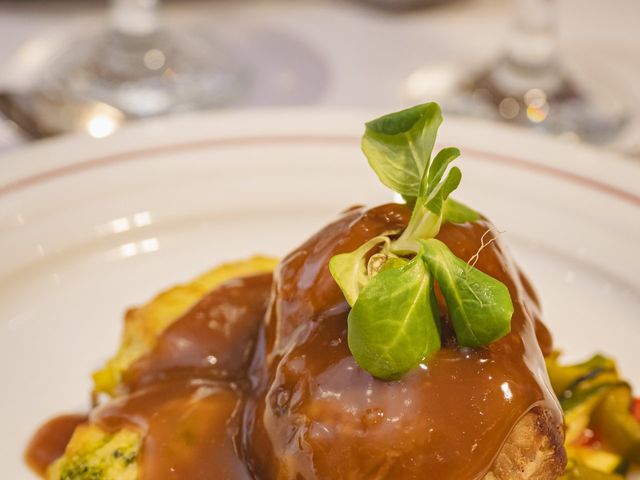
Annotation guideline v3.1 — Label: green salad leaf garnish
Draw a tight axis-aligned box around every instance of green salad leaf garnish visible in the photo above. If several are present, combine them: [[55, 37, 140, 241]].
[[419, 239, 513, 347], [330, 103, 514, 380], [442, 198, 481, 224], [362, 103, 442, 198], [329, 235, 391, 306], [348, 255, 441, 380]]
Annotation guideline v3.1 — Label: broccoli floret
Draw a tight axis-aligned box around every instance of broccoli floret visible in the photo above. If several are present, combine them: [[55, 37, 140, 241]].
[[47, 425, 140, 480]]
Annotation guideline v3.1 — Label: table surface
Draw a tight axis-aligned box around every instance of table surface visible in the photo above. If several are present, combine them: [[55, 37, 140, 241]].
[[1, 0, 639, 155]]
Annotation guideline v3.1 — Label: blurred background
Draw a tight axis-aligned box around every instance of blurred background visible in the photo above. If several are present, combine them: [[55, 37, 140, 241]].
[[1, 0, 639, 154]]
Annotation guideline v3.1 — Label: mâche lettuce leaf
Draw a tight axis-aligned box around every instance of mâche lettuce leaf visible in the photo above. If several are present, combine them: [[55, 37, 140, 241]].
[[329, 103, 513, 380], [348, 255, 440, 380], [419, 238, 512, 347]]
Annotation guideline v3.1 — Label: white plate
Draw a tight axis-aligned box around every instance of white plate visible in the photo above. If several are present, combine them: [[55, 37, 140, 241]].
[[1, 109, 639, 478]]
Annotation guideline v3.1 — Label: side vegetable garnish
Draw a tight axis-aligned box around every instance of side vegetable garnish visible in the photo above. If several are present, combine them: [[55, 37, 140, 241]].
[[329, 103, 513, 380], [548, 353, 640, 479]]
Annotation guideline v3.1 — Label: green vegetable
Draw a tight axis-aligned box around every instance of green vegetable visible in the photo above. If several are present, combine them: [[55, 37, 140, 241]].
[[419, 238, 512, 347], [348, 256, 440, 380], [561, 458, 625, 480], [392, 166, 461, 254], [546, 351, 627, 444], [329, 235, 391, 306], [547, 352, 640, 476], [424, 158, 461, 215], [362, 103, 442, 198], [370, 254, 408, 275], [592, 386, 640, 464], [567, 447, 628, 475], [563, 381, 623, 444], [442, 198, 481, 224], [47, 426, 140, 480], [546, 352, 617, 397], [425, 147, 460, 193], [330, 103, 513, 380]]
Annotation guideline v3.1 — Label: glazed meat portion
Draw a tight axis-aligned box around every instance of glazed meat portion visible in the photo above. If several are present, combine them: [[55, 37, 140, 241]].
[[245, 204, 565, 480]]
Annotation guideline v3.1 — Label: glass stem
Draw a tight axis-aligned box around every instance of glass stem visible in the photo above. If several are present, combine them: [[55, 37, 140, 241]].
[[110, 0, 161, 37], [491, 0, 563, 96], [505, 0, 556, 71]]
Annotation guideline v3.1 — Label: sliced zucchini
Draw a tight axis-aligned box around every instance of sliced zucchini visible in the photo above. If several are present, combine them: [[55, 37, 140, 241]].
[[561, 458, 625, 479], [546, 352, 617, 398], [568, 447, 627, 475], [592, 385, 640, 464], [563, 381, 625, 444], [548, 351, 640, 474]]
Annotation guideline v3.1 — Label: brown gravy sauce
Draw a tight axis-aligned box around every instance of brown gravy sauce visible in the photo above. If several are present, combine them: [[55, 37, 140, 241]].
[[124, 273, 273, 390], [95, 378, 252, 480], [25, 414, 88, 476], [25, 273, 271, 479], [26, 204, 561, 480]]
